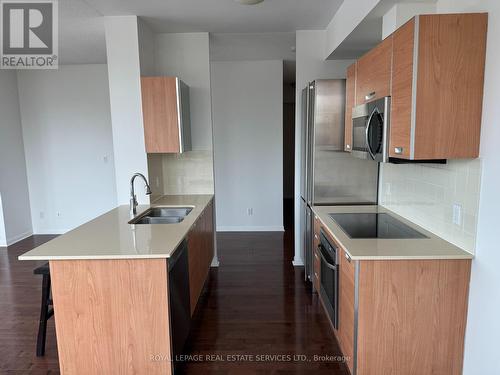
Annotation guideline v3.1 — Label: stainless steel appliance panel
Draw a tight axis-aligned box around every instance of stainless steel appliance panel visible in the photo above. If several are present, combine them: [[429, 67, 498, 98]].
[[318, 230, 339, 329], [352, 96, 391, 163], [300, 88, 308, 200], [168, 240, 191, 370], [304, 203, 313, 282], [306, 82, 315, 205]]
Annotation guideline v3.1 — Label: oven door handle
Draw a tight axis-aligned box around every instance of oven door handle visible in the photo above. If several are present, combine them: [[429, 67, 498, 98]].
[[365, 108, 378, 160], [318, 245, 337, 271]]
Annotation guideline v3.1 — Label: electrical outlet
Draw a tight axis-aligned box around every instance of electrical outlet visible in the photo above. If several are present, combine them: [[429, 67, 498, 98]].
[[155, 176, 160, 188], [247, 208, 253, 216], [385, 182, 392, 196], [39, 211, 44, 219], [452, 203, 463, 226], [56, 212, 62, 218], [103, 155, 109, 164]]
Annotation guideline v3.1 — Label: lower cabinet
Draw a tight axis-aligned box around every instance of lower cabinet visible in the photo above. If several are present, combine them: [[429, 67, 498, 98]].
[[313, 215, 321, 293], [313, 215, 471, 375], [187, 199, 215, 316], [338, 247, 355, 374], [313, 246, 321, 293]]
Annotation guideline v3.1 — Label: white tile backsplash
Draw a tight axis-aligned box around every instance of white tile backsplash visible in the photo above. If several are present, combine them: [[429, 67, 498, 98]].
[[147, 151, 215, 198], [379, 159, 482, 253]]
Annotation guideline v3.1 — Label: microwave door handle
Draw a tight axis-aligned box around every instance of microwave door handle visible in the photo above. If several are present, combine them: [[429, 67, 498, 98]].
[[318, 245, 337, 270], [365, 108, 377, 160]]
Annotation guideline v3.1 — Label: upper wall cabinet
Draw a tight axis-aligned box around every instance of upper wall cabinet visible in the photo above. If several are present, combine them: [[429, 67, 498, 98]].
[[344, 62, 356, 152], [390, 14, 487, 160], [355, 35, 393, 105], [141, 76, 192, 154]]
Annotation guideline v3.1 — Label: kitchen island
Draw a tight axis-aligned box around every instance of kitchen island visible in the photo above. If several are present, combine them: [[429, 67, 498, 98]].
[[19, 194, 215, 375]]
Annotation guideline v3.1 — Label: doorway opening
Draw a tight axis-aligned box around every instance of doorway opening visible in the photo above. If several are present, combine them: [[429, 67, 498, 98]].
[[283, 60, 296, 231]]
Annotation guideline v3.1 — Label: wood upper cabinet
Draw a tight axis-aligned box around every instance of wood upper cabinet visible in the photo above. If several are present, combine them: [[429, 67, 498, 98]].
[[390, 14, 487, 160], [356, 35, 393, 105], [344, 63, 356, 152], [141, 76, 192, 154]]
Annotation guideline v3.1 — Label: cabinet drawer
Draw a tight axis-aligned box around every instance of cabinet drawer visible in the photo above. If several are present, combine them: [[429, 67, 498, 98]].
[[313, 247, 321, 293], [313, 215, 321, 249]]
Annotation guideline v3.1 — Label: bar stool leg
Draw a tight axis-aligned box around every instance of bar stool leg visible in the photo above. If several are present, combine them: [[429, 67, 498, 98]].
[[36, 274, 51, 356]]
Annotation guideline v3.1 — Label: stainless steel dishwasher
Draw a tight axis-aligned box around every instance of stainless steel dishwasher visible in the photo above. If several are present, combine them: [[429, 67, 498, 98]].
[[168, 240, 191, 371]]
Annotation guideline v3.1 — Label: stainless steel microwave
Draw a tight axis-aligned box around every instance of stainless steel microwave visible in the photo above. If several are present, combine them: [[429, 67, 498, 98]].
[[351, 96, 391, 163]]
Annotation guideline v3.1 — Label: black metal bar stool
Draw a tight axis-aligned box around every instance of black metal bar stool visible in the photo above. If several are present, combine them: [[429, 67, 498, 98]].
[[34, 263, 54, 356]]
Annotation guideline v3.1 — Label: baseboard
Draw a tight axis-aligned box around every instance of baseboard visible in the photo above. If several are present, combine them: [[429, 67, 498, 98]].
[[292, 257, 304, 266], [217, 226, 285, 232], [34, 229, 67, 235], [211, 257, 220, 267], [6, 230, 33, 246]]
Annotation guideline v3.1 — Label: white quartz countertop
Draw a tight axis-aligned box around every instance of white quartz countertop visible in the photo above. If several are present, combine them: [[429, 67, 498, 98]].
[[312, 205, 474, 260], [18, 195, 214, 261]]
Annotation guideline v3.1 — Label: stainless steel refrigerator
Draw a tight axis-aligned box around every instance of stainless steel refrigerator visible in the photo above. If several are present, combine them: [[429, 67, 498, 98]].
[[300, 80, 379, 283]]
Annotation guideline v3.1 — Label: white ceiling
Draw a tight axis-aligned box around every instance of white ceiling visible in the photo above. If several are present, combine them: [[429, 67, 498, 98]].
[[85, 0, 344, 33], [59, 0, 107, 64], [59, 0, 344, 64]]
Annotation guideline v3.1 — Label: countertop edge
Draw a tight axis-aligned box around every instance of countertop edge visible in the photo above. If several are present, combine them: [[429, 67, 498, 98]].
[[18, 195, 214, 261]]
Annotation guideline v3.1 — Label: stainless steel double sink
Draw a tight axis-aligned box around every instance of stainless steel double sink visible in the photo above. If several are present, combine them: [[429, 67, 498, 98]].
[[129, 206, 193, 225]]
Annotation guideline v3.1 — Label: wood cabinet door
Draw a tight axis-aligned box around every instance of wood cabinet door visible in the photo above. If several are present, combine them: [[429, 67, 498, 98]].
[[313, 216, 321, 293], [413, 13, 487, 159], [141, 77, 180, 153], [313, 247, 321, 293], [389, 18, 414, 159], [356, 36, 393, 105], [188, 218, 202, 315], [344, 63, 356, 152], [338, 248, 355, 374], [187, 201, 215, 315]]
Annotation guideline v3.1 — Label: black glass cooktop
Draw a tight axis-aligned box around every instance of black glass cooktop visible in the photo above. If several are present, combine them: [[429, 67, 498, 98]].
[[328, 213, 428, 239]]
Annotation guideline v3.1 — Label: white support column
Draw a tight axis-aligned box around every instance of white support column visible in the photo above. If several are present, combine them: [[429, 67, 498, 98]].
[[104, 16, 149, 205]]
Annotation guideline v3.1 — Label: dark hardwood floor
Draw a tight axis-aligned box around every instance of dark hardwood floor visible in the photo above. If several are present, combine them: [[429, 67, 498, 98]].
[[1, 213, 348, 374], [0, 235, 59, 374]]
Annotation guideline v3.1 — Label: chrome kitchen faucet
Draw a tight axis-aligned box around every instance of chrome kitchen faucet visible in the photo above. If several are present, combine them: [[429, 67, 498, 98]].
[[130, 173, 152, 215]]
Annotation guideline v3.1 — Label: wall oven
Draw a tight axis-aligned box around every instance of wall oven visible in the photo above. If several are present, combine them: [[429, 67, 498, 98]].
[[318, 230, 339, 329], [352, 96, 391, 163]]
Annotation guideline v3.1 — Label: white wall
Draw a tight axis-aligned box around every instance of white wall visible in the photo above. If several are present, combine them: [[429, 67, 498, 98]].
[[0, 71, 33, 245], [293, 30, 354, 265], [16, 65, 116, 234], [382, 2, 437, 39], [210, 32, 296, 62], [0, 195, 6, 245], [104, 16, 149, 205], [431, 2, 500, 374], [138, 17, 157, 76], [156, 33, 213, 151], [211, 60, 283, 231]]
